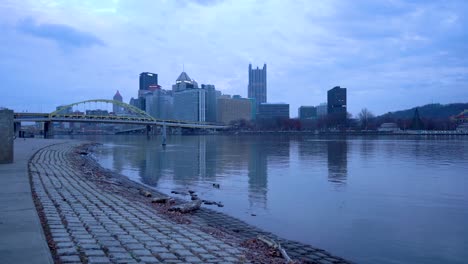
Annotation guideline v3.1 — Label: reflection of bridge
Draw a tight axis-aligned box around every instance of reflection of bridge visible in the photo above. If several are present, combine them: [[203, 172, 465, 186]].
[[13, 99, 227, 137]]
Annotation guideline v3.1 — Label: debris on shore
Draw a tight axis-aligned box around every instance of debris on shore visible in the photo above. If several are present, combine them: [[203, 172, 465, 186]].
[[169, 200, 202, 213], [139, 189, 152, 197], [151, 197, 171, 204]]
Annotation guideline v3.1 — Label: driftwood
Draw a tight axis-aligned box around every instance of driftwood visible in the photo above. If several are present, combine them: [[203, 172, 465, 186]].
[[139, 190, 152, 197], [169, 200, 202, 213], [257, 235, 292, 263], [151, 197, 169, 204]]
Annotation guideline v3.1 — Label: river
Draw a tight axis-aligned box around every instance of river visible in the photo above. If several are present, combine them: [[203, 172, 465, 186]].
[[64, 134, 468, 264]]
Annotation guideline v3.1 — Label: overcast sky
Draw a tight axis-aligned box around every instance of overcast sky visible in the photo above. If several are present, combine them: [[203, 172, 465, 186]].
[[0, 0, 467, 116]]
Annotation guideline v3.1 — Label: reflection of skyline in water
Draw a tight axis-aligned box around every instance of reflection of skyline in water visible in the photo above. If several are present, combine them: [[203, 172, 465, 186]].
[[108, 135, 296, 207], [109, 136, 348, 196], [327, 140, 348, 185], [297, 137, 348, 185], [77, 134, 468, 264]]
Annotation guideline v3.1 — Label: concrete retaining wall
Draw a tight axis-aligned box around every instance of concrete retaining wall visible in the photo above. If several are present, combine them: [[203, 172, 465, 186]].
[[0, 109, 14, 164]]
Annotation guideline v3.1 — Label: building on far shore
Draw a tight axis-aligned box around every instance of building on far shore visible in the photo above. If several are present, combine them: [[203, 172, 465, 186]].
[[378, 123, 400, 132], [248, 63, 267, 108], [139, 72, 158, 93], [145, 89, 173, 120], [112, 90, 123, 114], [298, 106, 317, 120], [327, 86, 347, 127], [316, 103, 328, 117], [257, 103, 289, 120], [172, 71, 206, 122], [202, 84, 218, 123], [217, 95, 255, 124]]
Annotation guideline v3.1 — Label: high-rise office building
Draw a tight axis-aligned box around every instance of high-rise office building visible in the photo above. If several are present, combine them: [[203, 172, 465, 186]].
[[217, 96, 255, 124], [257, 103, 289, 120], [173, 71, 205, 122], [172, 72, 198, 92], [174, 89, 206, 122], [316, 103, 328, 117], [298, 106, 317, 120], [327, 86, 347, 125], [248, 64, 267, 106], [112, 90, 123, 114], [201, 84, 217, 123], [139, 72, 158, 92], [145, 89, 174, 120], [136, 72, 159, 111]]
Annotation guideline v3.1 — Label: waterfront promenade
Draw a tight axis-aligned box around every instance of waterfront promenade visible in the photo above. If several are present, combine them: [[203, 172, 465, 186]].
[[1, 139, 350, 263], [0, 138, 68, 264]]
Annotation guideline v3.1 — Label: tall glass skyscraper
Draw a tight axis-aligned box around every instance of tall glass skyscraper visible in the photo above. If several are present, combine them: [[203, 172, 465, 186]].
[[139, 72, 158, 92], [248, 64, 267, 106]]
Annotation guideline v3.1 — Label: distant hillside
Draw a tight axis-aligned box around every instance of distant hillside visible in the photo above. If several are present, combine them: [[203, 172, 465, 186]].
[[379, 103, 468, 120]]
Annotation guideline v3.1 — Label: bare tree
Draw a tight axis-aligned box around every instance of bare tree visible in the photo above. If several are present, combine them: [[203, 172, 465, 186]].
[[358, 108, 375, 130]]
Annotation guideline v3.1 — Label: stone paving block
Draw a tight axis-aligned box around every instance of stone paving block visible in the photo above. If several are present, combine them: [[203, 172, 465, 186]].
[[109, 252, 133, 260], [132, 249, 153, 256], [214, 251, 231, 257], [184, 256, 203, 263], [84, 249, 106, 256], [138, 256, 160, 263], [107, 246, 127, 253], [168, 244, 185, 250], [79, 243, 101, 250], [77, 238, 98, 244], [174, 249, 194, 257], [203, 245, 220, 251], [223, 256, 239, 262], [149, 246, 170, 254], [125, 243, 146, 250], [87, 256, 111, 263], [57, 247, 78, 256], [225, 247, 241, 255], [56, 242, 75, 248], [157, 252, 178, 260], [161, 260, 183, 263], [99, 240, 122, 247], [144, 241, 163, 247], [59, 255, 81, 263]]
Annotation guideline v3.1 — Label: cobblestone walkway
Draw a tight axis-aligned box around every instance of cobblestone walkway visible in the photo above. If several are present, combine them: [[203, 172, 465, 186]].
[[30, 143, 245, 264]]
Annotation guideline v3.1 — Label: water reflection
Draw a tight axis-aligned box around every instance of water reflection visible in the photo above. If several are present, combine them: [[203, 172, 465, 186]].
[[248, 142, 268, 208], [327, 140, 348, 184], [77, 134, 468, 264]]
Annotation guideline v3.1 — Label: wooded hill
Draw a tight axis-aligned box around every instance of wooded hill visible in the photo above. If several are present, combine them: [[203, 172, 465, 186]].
[[378, 103, 468, 120]]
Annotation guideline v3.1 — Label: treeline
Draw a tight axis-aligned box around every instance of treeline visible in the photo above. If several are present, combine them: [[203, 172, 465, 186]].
[[227, 103, 467, 131]]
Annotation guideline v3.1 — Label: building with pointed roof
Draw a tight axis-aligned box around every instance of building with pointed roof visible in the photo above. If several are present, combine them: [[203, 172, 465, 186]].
[[172, 71, 205, 122], [113, 90, 123, 114], [248, 63, 267, 108], [173, 71, 198, 92]]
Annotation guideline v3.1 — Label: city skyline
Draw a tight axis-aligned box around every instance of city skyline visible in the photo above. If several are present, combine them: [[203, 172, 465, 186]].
[[0, 0, 467, 116]]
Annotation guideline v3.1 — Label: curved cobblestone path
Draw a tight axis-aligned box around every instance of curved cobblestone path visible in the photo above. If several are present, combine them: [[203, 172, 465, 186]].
[[30, 143, 352, 264]]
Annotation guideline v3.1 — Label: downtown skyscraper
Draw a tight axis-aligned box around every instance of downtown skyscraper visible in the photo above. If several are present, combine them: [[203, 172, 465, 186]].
[[139, 72, 158, 91], [248, 64, 267, 107]]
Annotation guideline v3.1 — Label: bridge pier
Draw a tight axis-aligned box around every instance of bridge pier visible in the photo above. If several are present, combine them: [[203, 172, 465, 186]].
[[146, 125, 152, 136], [44, 121, 53, 139], [161, 123, 167, 146], [0, 109, 14, 164], [14, 122, 21, 138]]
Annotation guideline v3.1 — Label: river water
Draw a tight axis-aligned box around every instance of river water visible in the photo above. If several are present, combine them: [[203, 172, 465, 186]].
[[70, 134, 468, 264]]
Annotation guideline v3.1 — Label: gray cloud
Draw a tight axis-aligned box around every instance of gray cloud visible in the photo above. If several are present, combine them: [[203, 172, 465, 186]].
[[17, 17, 104, 48]]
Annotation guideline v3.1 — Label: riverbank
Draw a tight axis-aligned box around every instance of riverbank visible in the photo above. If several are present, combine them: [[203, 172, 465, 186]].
[[28, 140, 351, 263]]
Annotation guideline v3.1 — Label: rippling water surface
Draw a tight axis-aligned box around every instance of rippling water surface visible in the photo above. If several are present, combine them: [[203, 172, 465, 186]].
[[70, 134, 468, 264]]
